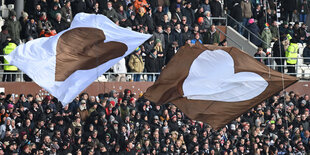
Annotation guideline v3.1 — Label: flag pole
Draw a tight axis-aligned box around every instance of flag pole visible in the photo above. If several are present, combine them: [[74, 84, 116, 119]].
[[275, 1, 290, 142]]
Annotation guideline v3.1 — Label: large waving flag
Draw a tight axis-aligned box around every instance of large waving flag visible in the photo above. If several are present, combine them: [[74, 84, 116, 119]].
[[5, 13, 151, 105], [144, 43, 297, 130]]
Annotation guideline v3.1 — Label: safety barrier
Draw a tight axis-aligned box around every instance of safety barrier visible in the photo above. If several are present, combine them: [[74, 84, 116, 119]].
[[1, 57, 310, 82]]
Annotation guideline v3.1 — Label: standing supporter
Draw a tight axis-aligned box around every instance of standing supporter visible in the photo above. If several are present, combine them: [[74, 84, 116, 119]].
[[261, 23, 272, 51], [153, 5, 164, 27], [172, 23, 184, 47], [173, 5, 183, 24], [182, 2, 195, 27], [270, 20, 279, 42], [135, 7, 148, 31], [182, 25, 193, 43], [71, 0, 86, 16], [20, 12, 29, 42], [191, 32, 202, 44], [37, 12, 54, 37], [48, 2, 61, 23], [231, 0, 243, 34], [286, 38, 299, 76], [163, 25, 174, 51], [303, 41, 310, 66], [266, 8, 277, 25], [299, 0, 309, 22], [51, 13, 67, 33], [254, 47, 266, 63], [245, 18, 261, 47], [5, 11, 21, 44], [86, 0, 97, 13], [153, 25, 165, 50], [103, 1, 118, 21], [297, 23, 308, 43], [203, 25, 220, 45], [61, 1, 73, 25], [25, 16, 39, 41], [128, 47, 144, 81], [116, 4, 128, 27], [283, 0, 298, 22], [272, 36, 287, 73], [240, 0, 252, 32], [195, 7, 205, 22], [201, 0, 211, 14], [2, 38, 17, 82], [154, 39, 165, 72], [145, 49, 159, 81], [197, 17, 208, 33], [133, 0, 149, 13], [210, 0, 222, 25]]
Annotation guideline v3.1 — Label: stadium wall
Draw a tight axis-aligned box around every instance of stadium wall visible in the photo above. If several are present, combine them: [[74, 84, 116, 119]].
[[0, 81, 309, 97]]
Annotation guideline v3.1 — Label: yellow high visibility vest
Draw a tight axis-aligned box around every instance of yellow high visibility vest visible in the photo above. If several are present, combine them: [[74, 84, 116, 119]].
[[286, 43, 298, 64], [3, 42, 18, 71]]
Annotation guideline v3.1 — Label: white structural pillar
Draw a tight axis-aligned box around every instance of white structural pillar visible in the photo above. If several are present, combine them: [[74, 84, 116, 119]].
[[15, 0, 24, 19]]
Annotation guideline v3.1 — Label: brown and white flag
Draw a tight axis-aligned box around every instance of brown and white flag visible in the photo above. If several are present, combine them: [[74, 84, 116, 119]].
[[144, 43, 297, 130], [5, 13, 151, 105]]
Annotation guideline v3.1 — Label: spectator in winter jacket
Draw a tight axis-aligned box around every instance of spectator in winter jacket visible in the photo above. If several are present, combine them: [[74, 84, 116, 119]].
[[172, 24, 184, 47], [241, 0, 252, 31], [303, 41, 310, 65], [51, 13, 67, 33], [128, 47, 144, 81], [182, 2, 195, 27], [60, 1, 73, 25], [297, 23, 308, 43], [269, 20, 279, 41], [261, 23, 272, 50], [4, 11, 21, 44], [145, 49, 159, 81], [272, 36, 287, 73], [103, 2, 118, 21], [231, 0, 243, 34], [203, 25, 220, 45], [245, 18, 262, 47], [210, 0, 222, 25], [153, 25, 165, 50], [299, 0, 309, 22], [201, 0, 211, 14], [25, 16, 39, 40]]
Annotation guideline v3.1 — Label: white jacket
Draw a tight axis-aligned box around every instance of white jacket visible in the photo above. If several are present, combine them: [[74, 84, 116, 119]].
[[112, 58, 127, 73]]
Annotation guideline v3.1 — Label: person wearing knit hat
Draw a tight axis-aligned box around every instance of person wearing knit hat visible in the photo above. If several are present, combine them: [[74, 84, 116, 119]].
[[198, 17, 204, 24], [261, 23, 272, 51], [248, 18, 255, 24], [245, 18, 261, 46], [128, 46, 144, 81], [7, 104, 14, 109]]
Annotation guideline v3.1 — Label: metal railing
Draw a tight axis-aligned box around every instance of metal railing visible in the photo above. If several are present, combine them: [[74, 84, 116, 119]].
[[215, 27, 243, 50], [1, 57, 310, 82], [209, 17, 227, 26], [225, 14, 269, 48]]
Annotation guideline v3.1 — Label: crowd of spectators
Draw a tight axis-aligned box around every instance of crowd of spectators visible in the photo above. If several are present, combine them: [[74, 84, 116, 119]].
[[1, 0, 310, 80], [1, 0, 310, 81], [0, 89, 309, 154]]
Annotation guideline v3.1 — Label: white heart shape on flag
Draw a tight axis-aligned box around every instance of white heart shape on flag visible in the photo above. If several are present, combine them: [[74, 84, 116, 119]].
[[182, 49, 269, 102]]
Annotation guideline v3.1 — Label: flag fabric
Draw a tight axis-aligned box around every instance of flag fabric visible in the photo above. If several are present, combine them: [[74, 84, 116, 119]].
[[5, 13, 151, 105], [144, 43, 298, 130]]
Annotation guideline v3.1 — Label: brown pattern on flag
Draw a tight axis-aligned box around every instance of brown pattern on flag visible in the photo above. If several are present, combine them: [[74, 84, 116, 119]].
[[55, 28, 128, 81], [144, 42, 297, 130]]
